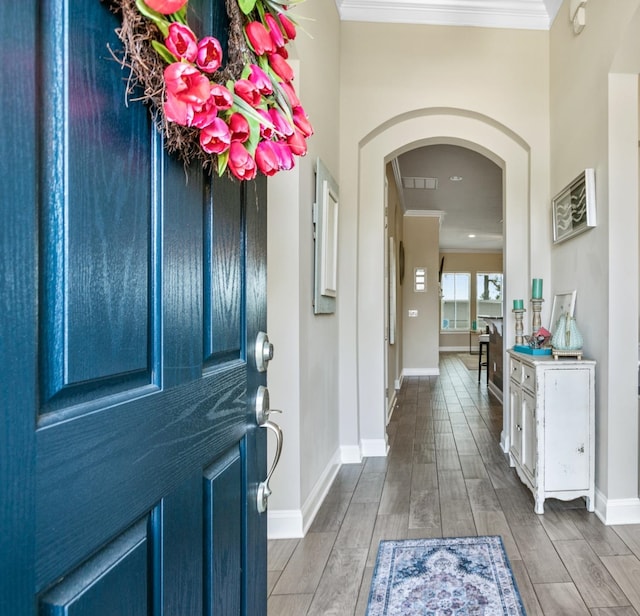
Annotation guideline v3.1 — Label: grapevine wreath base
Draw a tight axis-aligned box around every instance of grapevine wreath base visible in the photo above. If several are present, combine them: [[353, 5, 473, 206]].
[[108, 0, 312, 180]]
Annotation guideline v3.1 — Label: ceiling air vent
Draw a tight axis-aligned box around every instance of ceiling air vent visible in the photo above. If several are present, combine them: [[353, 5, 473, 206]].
[[402, 177, 438, 190]]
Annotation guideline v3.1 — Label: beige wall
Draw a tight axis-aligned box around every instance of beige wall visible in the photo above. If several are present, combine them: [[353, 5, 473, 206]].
[[266, 0, 342, 535], [402, 214, 441, 372], [439, 252, 503, 350], [549, 0, 640, 521]]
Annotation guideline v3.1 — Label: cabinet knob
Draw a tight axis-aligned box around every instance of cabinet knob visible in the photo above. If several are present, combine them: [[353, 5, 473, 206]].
[[516, 424, 522, 432], [577, 445, 585, 454]]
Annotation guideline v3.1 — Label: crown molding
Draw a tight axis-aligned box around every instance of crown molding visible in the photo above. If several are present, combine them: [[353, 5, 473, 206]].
[[335, 0, 559, 30]]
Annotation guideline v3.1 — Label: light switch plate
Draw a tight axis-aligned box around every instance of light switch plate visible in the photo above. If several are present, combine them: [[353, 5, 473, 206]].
[[408, 310, 418, 317]]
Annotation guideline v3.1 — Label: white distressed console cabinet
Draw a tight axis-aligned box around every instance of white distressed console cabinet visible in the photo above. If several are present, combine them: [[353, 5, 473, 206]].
[[507, 350, 595, 514]]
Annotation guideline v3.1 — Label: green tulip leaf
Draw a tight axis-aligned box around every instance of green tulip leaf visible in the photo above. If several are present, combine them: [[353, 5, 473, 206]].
[[135, 0, 170, 37], [238, 0, 257, 15], [151, 41, 178, 65], [217, 150, 229, 176], [246, 116, 261, 154]]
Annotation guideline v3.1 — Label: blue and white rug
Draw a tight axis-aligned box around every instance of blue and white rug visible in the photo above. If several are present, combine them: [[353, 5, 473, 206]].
[[367, 536, 526, 615]]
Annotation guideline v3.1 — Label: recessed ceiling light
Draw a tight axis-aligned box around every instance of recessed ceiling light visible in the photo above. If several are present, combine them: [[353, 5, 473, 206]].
[[468, 234, 476, 238], [449, 175, 463, 182]]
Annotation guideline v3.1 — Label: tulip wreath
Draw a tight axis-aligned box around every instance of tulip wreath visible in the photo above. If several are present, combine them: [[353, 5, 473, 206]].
[[108, 0, 313, 180]]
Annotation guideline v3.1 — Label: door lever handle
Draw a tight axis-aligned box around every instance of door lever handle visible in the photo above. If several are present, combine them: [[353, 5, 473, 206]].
[[257, 419, 283, 513]]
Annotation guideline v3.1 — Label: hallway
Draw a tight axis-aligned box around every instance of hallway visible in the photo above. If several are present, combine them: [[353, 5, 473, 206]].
[[267, 353, 640, 615]]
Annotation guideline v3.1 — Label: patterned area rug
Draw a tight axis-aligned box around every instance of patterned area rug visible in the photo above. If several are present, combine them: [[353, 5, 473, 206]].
[[366, 536, 526, 615]]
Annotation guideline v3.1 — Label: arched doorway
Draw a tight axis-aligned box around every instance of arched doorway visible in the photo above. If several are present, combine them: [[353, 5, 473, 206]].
[[342, 108, 541, 461]]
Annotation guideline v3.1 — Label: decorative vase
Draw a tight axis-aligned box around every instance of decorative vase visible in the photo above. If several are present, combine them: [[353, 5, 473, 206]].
[[552, 313, 583, 350]]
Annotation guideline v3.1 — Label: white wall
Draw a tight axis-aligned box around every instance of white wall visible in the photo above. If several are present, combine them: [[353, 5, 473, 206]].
[[549, 0, 640, 523], [266, 0, 342, 537]]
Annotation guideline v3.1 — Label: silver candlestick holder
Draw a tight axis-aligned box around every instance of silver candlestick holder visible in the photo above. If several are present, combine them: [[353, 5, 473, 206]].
[[531, 298, 544, 333], [513, 308, 526, 345]]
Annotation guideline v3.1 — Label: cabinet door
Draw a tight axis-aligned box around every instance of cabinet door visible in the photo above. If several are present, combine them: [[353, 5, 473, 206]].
[[509, 384, 522, 463], [522, 391, 537, 480], [544, 369, 591, 491]]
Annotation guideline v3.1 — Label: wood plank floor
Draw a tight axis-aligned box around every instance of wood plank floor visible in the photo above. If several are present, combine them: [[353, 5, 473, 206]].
[[267, 353, 640, 615]]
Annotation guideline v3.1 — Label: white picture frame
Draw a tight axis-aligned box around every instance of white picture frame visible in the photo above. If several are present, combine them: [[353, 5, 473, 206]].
[[313, 158, 339, 314], [549, 290, 577, 334]]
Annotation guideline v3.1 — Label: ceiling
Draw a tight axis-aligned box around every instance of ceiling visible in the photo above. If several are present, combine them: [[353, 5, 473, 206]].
[[395, 145, 503, 251], [335, 0, 565, 252]]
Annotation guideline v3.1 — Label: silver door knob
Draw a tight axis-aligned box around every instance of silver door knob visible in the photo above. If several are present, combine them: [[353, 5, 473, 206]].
[[255, 331, 274, 372]]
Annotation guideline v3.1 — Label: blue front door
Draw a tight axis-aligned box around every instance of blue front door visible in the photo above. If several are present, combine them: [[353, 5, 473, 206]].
[[0, 1, 268, 613]]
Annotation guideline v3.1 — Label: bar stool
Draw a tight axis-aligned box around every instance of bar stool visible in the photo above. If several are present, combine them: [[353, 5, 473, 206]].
[[478, 333, 490, 384]]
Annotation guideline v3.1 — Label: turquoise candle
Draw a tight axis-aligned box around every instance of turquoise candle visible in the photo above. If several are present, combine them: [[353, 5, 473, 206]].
[[513, 299, 524, 310], [532, 278, 543, 299]]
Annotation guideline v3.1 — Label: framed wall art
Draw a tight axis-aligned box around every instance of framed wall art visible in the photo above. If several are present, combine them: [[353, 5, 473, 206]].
[[552, 169, 596, 244]]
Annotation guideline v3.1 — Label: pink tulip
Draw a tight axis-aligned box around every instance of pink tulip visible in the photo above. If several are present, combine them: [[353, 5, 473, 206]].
[[278, 12, 297, 40], [234, 79, 262, 107], [164, 63, 210, 105], [245, 21, 275, 55], [144, 0, 188, 15], [191, 95, 218, 129], [256, 109, 275, 139], [248, 64, 273, 95], [228, 142, 257, 180], [228, 112, 250, 143], [165, 23, 197, 62], [164, 91, 195, 126], [292, 106, 313, 137], [265, 13, 285, 50], [209, 84, 233, 110], [199, 118, 231, 154], [273, 141, 295, 170], [196, 37, 223, 73], [279, 82, 300, 108], [268, 53, 294, 82], [287, 128, 307, 156], [269, 108, 294, 137], [255, 141, 280, 176]]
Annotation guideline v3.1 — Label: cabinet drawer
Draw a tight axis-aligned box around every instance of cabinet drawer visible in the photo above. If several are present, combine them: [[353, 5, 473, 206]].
[[509, 357, 522, 383], [522, 363, 536, 393]]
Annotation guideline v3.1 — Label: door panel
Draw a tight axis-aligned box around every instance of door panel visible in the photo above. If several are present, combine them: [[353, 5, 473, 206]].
[[40, 520, 149, 616], [1, 1, 268, 613]]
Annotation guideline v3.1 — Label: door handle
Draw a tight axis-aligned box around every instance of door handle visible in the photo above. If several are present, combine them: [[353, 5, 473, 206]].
[[255, 385, 283, 513], [257, 419, 283, 513]]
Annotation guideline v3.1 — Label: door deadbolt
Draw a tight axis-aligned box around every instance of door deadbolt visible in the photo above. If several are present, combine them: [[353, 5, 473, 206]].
[[255, 331, 274, 372]]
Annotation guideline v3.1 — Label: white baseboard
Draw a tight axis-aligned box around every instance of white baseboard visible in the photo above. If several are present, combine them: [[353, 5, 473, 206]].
[[394, 375, 403, 390], [402, 368, 440, 377], [361, 438, 389, 457], [267, 509, 305, 539], [340, 445, 363, 464], [439, 346, 469, 352], [267, 448, 341, 539], [594, 489, 640, 525]]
